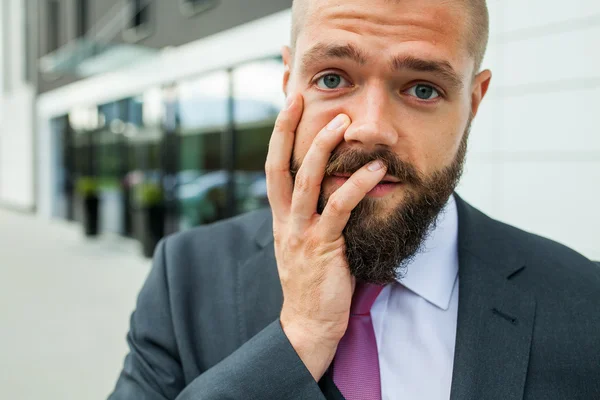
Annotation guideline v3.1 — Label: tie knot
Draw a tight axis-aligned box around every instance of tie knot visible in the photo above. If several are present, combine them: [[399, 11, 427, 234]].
[[350, 282, 384, 316]]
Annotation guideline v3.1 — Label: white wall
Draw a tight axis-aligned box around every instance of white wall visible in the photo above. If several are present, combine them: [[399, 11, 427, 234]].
[[0, 0, 36, 211], [458, 0, 600, 260]]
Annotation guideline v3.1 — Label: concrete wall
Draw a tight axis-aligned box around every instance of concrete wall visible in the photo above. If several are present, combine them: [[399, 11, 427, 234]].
[[458, 0, 600, 259], [0, 0, 36, 211]]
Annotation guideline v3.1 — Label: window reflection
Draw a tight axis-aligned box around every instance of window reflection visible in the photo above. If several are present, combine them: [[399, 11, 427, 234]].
[[233, 58, 284, 125], [68, 105, 99, 226], [95, 98, 143, 235], [55, 56, 286, 256], [142, 88, 165, 128], [233, 57, 284, 214], [176, 71, 228, 229], [179, 71, 229, 130]]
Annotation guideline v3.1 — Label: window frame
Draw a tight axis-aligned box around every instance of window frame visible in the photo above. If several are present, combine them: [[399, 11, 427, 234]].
[[179, 0, 219, 18]]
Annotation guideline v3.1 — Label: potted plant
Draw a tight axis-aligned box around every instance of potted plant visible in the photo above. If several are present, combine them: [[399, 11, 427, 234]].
[[132, 181, 165, 258], [76, 176, 100, 237]]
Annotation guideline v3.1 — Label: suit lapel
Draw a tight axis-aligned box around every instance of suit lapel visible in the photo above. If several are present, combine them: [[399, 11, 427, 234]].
[[237, 213, 283, 342], [450, 196, 536, 400], [319, 371, 346, 400]]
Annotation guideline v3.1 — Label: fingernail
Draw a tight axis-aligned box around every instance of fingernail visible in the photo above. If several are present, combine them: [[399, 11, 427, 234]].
[[285, 95, 295, 110], [327, 115, 347, 131], [368, 160, 384, 171]]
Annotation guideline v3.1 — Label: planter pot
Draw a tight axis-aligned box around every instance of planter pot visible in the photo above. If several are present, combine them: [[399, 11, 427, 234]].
[[82, 195, 100, 237], [133, 205, 165, 258]]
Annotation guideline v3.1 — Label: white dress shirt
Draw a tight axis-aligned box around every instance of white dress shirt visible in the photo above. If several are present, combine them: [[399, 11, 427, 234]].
[[370, 195, 459, 400]]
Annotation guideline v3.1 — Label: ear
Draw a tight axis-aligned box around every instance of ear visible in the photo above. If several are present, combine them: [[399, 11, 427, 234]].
[[282, 45, 292, 97], [470, 69, 492, 118]]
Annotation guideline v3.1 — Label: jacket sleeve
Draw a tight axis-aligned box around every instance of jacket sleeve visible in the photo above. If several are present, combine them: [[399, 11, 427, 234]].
[[108, 237, 326, 400]]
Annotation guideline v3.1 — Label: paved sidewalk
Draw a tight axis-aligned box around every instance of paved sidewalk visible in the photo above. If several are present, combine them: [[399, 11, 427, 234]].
[[0, 209, 151, 400]]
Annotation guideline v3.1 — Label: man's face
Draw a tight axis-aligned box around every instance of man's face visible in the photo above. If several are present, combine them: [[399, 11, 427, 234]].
[[282, 0, 491, 283]]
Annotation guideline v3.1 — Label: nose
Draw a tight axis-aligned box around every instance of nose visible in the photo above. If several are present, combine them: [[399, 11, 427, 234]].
[[344, 85, 398, 150]]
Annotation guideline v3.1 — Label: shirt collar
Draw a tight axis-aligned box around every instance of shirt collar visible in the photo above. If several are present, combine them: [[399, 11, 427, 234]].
[[396, 194, 459, 311]]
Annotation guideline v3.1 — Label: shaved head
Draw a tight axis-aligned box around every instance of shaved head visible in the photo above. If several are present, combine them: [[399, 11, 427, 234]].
[[291, 0, 489, 73]]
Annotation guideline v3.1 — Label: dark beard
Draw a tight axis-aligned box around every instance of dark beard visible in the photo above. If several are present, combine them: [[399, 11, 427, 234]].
[[321, 131, 467, 284], [292, 125, 469, 285]]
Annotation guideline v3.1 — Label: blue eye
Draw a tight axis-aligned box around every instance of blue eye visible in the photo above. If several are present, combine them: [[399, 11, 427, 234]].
[[316, 74, 348, 90], [407, 84, 440, 100]]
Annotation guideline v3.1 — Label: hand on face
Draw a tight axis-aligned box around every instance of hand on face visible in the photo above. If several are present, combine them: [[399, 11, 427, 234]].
[[265, 92, 387, 381]]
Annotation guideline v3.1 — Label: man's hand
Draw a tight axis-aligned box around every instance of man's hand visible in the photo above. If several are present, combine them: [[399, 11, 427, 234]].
[[265, 93, 387, 381]]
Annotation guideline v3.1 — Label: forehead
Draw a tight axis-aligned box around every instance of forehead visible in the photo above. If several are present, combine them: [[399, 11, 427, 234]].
[[296, 0, 472, 72]]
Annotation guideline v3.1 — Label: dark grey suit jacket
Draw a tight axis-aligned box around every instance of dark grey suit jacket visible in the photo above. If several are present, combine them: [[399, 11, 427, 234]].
[[109, 195, 600, 399]]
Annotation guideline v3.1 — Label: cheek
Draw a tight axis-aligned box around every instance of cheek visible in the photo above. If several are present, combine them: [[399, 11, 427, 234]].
[[405, 110, 467, 173], [293, 104, 341, 162], [424, 131, 461, 167]]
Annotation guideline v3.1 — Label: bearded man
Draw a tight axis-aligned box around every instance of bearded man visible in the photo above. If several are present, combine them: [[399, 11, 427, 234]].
[[110, 1, 600, 399]]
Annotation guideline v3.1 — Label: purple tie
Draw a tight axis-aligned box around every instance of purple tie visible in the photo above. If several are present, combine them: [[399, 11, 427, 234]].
[[333, 282, 384, 400]]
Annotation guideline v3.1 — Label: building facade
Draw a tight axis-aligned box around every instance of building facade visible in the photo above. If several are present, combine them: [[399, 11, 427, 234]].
[[35, 0, 292, 253]]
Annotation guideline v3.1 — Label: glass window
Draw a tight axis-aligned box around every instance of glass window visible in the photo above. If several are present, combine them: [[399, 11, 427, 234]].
[[233, 58, 284, 125], [175, 71, 229, 229], [51, 115, 72, 220], [142, 87, 164, 128], [47, 0, 60, 53], [232, 58, 284, 214], [123, 0, 152, 42], [94, 99, 134, 235], [131, 0, 150, 28], [75, 0, 88, 38], [179, 0, 218, 18]]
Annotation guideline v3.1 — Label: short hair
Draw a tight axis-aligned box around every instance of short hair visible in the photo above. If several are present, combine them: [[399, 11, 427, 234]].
[[291, 0, 489, 73]]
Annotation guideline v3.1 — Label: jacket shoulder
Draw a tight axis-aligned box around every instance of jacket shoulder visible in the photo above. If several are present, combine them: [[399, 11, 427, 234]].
[[484, 213, 600, 293], [156, 208, 272, 282], [165, 208, 271, 253], [456, 197, 599, 294]]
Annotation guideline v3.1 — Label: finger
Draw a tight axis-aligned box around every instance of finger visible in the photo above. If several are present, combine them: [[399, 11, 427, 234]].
[[265, 93, 304, 221], [290, 114, 351, 224], [318, 160, 387, 240]]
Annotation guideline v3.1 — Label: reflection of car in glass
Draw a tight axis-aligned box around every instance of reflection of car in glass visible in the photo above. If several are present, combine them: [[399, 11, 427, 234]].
[[176, 170, 267, 229], [125, 169, 201, 191], [176, 170, 202, 186]]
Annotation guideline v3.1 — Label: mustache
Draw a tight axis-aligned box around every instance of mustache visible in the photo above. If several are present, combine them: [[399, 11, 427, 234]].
[[324, 148, 423, 186]]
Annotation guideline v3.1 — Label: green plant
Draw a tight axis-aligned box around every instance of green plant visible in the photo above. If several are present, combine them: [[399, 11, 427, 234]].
[[134, 182, 163, 207], [76, 177, 98, 197]]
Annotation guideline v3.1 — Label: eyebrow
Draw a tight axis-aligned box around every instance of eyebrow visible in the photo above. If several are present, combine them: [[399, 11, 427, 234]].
[[300, 42, 464, 91], [300, 43, 368, 70], [391, 55, 464, 90]]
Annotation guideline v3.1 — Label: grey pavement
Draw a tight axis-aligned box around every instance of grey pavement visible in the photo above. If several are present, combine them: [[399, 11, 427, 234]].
[[0, 209, 151, 400]]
